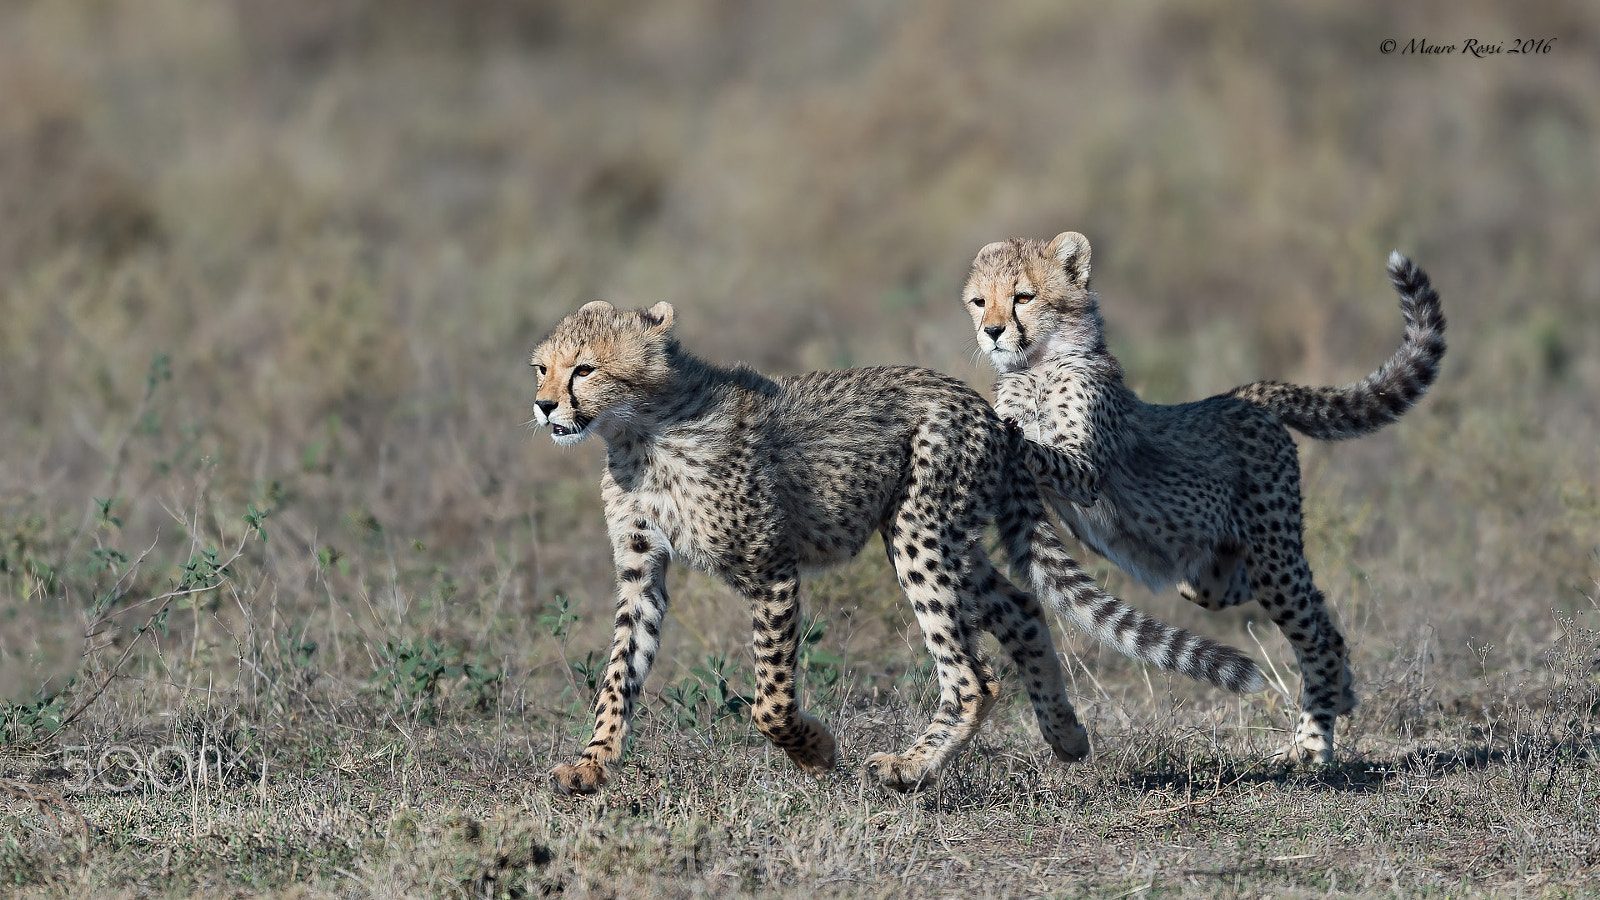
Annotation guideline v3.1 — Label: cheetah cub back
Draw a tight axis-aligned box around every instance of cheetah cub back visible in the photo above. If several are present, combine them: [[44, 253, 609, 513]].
[[964, 233, 1446, 763]]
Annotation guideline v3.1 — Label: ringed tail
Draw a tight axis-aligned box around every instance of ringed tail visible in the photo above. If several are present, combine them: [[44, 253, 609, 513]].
[[997, 466, 1266, 694], [1228, 251, 1446, 441]]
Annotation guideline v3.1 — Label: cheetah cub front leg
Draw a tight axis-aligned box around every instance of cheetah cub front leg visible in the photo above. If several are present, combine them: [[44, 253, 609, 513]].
[[548, 506, 673, 795]]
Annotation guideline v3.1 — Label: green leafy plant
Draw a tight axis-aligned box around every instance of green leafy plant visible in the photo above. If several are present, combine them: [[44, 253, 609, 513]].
[[538, 596, 580, 644], [373, 639, 504, 722], [662, 653, 756, 730], [539, 596, 600, 721], [690, 653, 752, 721], [662, 677, 708, 729], [0, 687, 71, 745]]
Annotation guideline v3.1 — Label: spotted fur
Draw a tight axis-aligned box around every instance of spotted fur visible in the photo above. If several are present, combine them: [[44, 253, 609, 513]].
[[530, 300, 1263, 794], [966, 234, 1446, 763]]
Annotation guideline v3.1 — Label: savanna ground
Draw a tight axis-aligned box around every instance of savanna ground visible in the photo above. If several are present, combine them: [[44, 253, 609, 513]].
[[2, 1, 1598, 897]]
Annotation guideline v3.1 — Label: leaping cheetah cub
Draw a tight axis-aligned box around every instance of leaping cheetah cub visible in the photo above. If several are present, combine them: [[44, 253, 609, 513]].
[[530, 300, 1263, 794], [964, 233, 1446, 763]]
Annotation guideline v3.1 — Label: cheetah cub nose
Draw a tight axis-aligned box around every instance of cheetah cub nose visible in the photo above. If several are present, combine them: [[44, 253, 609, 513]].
[[984, 325, 1005, 339], [535, 400, 557, 415]]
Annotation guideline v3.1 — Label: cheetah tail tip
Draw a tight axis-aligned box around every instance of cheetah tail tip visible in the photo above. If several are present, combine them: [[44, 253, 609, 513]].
[[1386, 250, 1411, 275]]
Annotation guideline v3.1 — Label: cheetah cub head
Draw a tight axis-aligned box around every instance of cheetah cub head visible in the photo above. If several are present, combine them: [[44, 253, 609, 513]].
[[529, 300, 676, 446], [963, 232, 1105, 373]]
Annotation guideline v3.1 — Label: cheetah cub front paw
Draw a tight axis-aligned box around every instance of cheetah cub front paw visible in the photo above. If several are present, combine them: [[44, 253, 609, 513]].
[[863, 751, 938, 792], [549, 762, 610, 794]]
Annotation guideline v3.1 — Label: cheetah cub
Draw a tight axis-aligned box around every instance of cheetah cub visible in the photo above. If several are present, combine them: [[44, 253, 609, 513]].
[[530, 300, 1263, 794], [964, 233, 1445, 763]]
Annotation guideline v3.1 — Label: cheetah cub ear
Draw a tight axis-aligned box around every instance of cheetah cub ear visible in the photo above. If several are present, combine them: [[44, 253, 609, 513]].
[[641, 300, 675, 335], [580, 300, 615, 313], [975, 240, 1010, 262], [1047, 232, 1092, 286]]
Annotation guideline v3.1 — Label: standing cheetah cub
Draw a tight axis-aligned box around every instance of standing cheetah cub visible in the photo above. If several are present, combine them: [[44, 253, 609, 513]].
[[530, 300, 1262, 794], [964, 233, 1445, 763]]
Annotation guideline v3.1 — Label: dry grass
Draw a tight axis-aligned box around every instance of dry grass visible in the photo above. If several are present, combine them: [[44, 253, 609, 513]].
[[2, 0, 1599, 896]]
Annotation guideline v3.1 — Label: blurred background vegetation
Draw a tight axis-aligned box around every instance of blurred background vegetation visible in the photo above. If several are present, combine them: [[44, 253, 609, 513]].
[[1, 0, 1596, 751]]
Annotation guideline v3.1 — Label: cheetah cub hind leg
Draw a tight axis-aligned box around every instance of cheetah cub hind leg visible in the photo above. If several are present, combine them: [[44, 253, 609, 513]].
[[859, 504, 1005, 791]]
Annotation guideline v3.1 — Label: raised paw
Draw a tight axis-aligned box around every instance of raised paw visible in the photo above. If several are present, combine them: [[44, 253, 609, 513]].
[[863, 751, 937, 793], [549, 761, 610, 794], [780, 713, 838, 775]]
